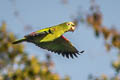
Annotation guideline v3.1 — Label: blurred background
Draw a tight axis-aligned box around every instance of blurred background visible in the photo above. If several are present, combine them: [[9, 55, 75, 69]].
[[0, 0, 120, 80]]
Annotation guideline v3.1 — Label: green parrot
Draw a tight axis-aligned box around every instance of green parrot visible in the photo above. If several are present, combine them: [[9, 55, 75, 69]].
[[13, 22, 84, 58]]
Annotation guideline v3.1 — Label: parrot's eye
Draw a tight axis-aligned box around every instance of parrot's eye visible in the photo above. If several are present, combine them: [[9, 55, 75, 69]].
[[67, 23, 71, 26]]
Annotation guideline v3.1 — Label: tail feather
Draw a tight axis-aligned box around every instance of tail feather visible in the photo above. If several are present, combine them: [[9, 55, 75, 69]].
[[12, 38, 26, 44]]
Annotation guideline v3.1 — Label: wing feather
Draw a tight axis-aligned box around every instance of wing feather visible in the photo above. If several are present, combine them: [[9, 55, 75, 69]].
[[34, 36, 83, 58]]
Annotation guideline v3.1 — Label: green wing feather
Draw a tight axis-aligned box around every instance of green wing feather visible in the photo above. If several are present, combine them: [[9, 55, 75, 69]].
[[34, 36, 82, 58]]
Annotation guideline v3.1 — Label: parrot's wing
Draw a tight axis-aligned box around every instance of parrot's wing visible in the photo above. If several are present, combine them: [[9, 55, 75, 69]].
[[35, 35, 84, 59], [24, 28, 52, 39]]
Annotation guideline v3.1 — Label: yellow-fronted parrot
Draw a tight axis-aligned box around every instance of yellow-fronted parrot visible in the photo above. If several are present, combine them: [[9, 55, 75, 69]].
[[13, 22, 84, 58]]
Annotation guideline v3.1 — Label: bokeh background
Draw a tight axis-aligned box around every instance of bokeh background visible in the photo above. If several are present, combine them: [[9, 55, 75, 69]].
[[0, 0, 120, 80]]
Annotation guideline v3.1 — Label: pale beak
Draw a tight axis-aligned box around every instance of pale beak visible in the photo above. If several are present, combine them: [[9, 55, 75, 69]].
[[71, 26, 76, 32]]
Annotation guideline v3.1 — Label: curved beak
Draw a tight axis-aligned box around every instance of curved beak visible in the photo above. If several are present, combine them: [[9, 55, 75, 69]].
[[70, 26, 76, 32]]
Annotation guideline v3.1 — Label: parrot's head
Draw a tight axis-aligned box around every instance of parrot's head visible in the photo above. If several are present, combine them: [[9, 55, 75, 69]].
[[62, 22, 76, 32]]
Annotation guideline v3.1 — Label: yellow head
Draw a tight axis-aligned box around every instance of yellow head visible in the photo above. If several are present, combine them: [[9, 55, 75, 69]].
[[60, 22, 76, 32]]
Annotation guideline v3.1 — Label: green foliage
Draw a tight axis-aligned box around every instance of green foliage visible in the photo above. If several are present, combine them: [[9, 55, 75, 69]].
[[0, 22, 70, 80]]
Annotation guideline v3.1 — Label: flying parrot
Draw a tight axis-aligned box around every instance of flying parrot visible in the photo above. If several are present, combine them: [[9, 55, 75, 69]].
[[13, 22, 84, 58]]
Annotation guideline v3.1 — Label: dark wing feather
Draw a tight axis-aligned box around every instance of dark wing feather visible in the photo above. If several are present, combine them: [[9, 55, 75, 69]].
[[24, 30, 50, 38], [35, 36, 83, 59], [24, 30, 50, 42]]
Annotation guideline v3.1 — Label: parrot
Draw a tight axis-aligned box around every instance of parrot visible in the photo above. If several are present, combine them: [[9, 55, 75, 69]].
[[13, 22, 84, 58]]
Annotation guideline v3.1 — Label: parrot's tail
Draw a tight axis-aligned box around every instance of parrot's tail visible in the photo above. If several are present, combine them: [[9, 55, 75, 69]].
[[12, 38, 26, 44]]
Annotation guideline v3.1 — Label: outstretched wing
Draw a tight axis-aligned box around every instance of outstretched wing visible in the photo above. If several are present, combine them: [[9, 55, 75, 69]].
[[35, 36, 84, 58], [24, 28, 54, 43], [25, 28, 52, 38]]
